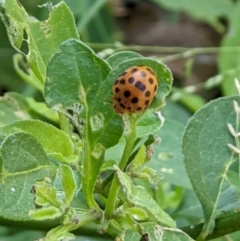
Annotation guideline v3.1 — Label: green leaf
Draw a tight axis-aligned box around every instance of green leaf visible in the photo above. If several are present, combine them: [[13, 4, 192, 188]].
[[76, 0, 108, 32], [124, 207, 148, 221], [61, 164, 77, 207], [70, 0, 117, 43], [162, 100, 190, 125], [44, 225, 75, 241], [117, 229, 141, 241], [136, 111, 164, 137], [33, 180, 60, 208], [1, 119, 74, 159], [44, 39, 123, 209], [26, 97, 58, 122], [115, 166, 176, 227], [0, 132, 50, 173], [149, 119, 191, 188], [0, 226, 44, 240], [0, 0, 79, 82], [172, 188, 202, 226], [0, 132, 56, 220], [127, 145, 147, 171], [139, 222, 195, 241], [30, 206, 62, 221], [152, 0, 231, 33], [182, 96, 240, 236], [30, 164, 79, 221], [0, 93, 31, 128], [126, 145, 161, 183], [0, 92, 58, 127], [106, 51, 142, 69], [218, 1, 240, 96]]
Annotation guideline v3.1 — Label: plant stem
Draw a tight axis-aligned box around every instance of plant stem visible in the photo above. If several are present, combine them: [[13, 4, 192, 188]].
[[59, 113, 71, 134], [13, 53, 43, 91], [83, 118, 101, 211], [46, 209, 102, 239], [87, 42, 240, 55], [104, 115, 137, 219]]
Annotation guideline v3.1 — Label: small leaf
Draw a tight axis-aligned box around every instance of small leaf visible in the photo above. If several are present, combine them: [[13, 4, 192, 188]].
[[117, 229, 141, 241], [132, 166, 162, 183], [127, 145, 147, 172], [33, 180, 60, 207], [43, 225, 75, 241], [139, 222, 195, 241], [115, 166, 176, 227], [30, 206, 62, 220], [26, 97, 58, 122], [106, 51, 142, 69], [61, 165, 77, 207], [124, 207, 148, 221], [100, 160, 117, 172]]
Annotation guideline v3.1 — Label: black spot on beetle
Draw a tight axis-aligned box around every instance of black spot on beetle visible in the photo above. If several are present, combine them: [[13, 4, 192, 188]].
[[135, 81, 146, 92], [146, 68, 155, 76], [120, 103, 126, 109], [145, 91, 151, 97], [120, 79, 125, 84], [124, 90, 131, 98], [131, 97, 138, 103], [131, 68, 138, 73], [148, 78, 154, 84], [128, 77, 135, 83]]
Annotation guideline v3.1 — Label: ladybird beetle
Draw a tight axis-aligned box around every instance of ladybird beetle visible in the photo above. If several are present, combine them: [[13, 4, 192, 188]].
[[112, 66, 158, 114]]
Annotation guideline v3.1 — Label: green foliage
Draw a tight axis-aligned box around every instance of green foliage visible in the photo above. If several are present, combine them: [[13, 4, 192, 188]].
[[0, 131, 57, 220], [1, 0, 240, 241], [218, 1, 240, 96], [183, 96, 240, 237], [153, 0, 231, 33], [0, 0, 78, 85]]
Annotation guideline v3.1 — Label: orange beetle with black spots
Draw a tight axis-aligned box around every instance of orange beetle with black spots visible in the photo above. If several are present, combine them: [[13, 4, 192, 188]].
[[112, 66, 158, 114]]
